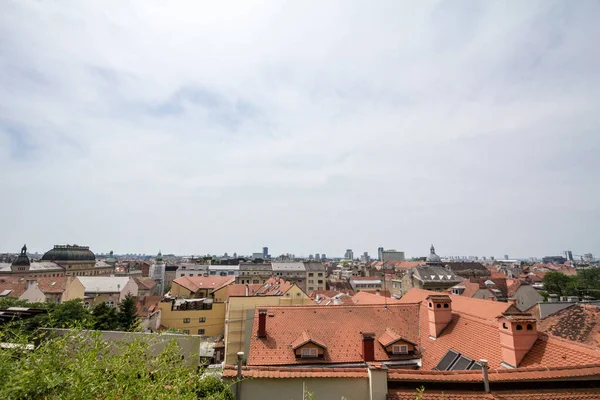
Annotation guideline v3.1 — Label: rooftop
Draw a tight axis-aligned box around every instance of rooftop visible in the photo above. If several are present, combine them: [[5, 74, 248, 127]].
[[172, 275, 235, 293], [78, 276, 132, 293]]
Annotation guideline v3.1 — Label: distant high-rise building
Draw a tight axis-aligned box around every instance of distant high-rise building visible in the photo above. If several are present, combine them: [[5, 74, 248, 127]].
[[321, 253, 326, 260], [263, 247, 268, 259], [233, 252, 237, 258], [344, 249, 354, 260], [490, 256, 495, 261], [315, 253, 320, 260], [382, 250, 405, 262], [584, 253, 594, 262], [483, 256, 487, 261], [309, 254, 314, 260], [377, 247, 384, 261], [504, 254, 509, 260], [565, 251, 574, 261]]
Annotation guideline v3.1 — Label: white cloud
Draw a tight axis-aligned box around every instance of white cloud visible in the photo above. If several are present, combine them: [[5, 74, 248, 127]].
[[1, 0, 599, 258]]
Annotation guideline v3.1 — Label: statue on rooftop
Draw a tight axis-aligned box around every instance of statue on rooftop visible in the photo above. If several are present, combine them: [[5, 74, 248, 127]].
[[21, 244, 27, 255]]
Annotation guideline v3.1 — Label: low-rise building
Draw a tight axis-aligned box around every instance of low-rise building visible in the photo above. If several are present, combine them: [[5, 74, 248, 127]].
[[224, 288, 600, 399], [237, 263, 273, 285], [78, 276, 138, 308], [158, 297, 225, 336], [271, 262, 306, 290], [349, 276, 382, 292], [304, 262, 326, 293], [174, 263, 209, 279], [19, 276, 85, 304]]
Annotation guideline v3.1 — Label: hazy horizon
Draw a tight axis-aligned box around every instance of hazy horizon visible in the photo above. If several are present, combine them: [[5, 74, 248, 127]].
[[1, 1, 599, 258]]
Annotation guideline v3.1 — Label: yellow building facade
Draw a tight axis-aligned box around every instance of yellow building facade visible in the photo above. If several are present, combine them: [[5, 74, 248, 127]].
[[158, 300, 226, 336]]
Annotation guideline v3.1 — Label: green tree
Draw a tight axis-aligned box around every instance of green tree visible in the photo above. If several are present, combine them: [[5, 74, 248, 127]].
[[0, 328, 234, 399], [117, 294, 140, 331], [542, 272, 576, 297], [45, 299, 94, 329], [92, 301, 119, 331]]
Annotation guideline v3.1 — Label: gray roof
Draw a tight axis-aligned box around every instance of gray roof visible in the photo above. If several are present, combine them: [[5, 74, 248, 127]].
[[303, 262, 326, 271], [78, 276, 132, 293], [0, 261, 63, 272], [239, 263, 273, 271], [414, 265, 463, 283], [271, 262, 306, 272]]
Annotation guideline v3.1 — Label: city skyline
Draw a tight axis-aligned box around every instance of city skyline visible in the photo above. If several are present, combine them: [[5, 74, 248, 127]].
[[1, 1, 599, 258]]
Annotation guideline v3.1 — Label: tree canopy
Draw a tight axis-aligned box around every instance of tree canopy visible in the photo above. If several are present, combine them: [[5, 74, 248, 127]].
[[0, 328, 233, 399]]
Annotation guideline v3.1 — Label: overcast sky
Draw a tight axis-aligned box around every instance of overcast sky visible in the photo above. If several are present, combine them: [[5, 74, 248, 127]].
[[1, 1, 598, 259]]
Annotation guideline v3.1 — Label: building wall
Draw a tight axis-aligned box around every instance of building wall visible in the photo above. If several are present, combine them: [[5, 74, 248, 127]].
[[305, 270, 326, 293], [229, 377, 369, 400], [63, 277, 85, 302], [382, 251, 405, 262], [86, 292, 121, 308], [514, 286, 544, 312], [19, 284, 46, 303], [158, 301, 226, 336], [170, 281, 194, 298], [224, 291, 312, 364]]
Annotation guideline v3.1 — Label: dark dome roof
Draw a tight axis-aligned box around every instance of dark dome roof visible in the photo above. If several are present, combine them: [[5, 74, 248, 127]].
[[41, 245, 96, 262], [12, 244, 30, 266], [426, 244, 442, 264]]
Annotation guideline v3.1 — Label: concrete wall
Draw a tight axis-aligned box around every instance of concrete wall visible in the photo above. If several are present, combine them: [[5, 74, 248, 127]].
[[44, 328, 202, 365], [229, 377, 369, 400]]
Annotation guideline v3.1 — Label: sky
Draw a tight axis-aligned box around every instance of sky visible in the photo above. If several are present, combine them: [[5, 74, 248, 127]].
[[1, 1, 599, 259]]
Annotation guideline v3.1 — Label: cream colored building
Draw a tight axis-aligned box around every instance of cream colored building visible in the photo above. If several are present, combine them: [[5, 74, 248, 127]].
[[19, 276, 85, 304], [78, 276, 139, 308]]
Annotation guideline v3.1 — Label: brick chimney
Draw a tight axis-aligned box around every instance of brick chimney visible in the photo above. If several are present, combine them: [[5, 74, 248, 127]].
[[498, 312, 538, 368], [257, 309, 267, 338], [361, 332, 375, 362], [426, 294, 452, 339]]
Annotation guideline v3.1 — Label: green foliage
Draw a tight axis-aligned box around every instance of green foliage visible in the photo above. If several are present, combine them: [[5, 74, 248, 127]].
[[543, 272, 576, 297], [46, 299, 95, 329], [117, 294, 140, 332], [92, 301, 119, 331], [0, 328, 234, 400]]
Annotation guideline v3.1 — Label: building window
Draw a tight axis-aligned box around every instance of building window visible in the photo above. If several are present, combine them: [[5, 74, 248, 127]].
[[183, 318, 190, 324], [308, 280, 314, 284], [392, 345, 408, 354], [83, 302, 90, 309], [308, 273, 314, 277], [318, 280, 323, 284], [308, 287, 314, 291], [300, 348, 318, 358], [183, 330, 189, 334], [199, 317, 206, 323], [106, 301, 114, 308], [296, 293, 301, 296], [181, 273, 185, 277], [317, 273, 323, 277], [198, 329, 205, 335]]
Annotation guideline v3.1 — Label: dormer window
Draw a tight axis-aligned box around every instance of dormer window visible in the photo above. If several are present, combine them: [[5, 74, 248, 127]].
[[300, 348, 318, 358], [392, 344, 408, 354]]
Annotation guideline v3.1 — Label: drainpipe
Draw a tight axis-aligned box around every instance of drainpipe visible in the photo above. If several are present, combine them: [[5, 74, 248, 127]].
[[236, 351, 244, 400], [480, 359, 490, 393]]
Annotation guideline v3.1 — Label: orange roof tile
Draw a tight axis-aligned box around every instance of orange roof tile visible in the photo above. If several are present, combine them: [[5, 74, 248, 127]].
[[351, 291, 401, 305], [172, 276, 235, 294], [400, 288, 513, 321], [0, 278, 26, 298], [247, 304, 421, 366], [537, 303, 600, 347], [222, 365, 368, 379], [291, 330, 327, 350], [388, 388, 600, 400]]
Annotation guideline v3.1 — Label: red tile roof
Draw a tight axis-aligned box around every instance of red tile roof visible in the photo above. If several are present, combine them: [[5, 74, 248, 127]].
[[225, 284, 262, 297], [247, 304, 421, 366], [537, 303, 600, 347], [31, 277, 72, 294], [172, 276, 235, 294], [291, 330, 327, 350], [388, 388, 600, 400], [222, 365, 368, 379], [134, 278, 157, 290], [0, 278, 26, 298], [400, 288, 514, 321], [378, 328, 409, 347], [351, 291, 401, 305]]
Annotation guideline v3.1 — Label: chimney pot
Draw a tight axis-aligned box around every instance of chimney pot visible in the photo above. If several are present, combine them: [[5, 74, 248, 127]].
[[426, 295, 453, 338], [257, 309, 268, 338], [498, 314, 538, 367]]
